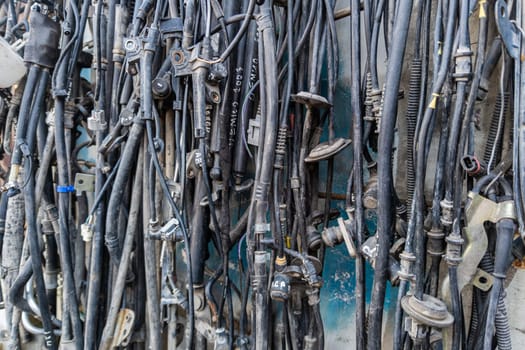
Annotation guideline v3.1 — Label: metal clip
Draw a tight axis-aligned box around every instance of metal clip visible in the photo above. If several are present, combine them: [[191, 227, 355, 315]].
[[247, 115, 261, 146], [150, 218, 183, 242], [87, 110, 107, 131]]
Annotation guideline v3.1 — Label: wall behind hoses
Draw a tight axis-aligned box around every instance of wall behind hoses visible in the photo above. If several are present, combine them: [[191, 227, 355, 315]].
[[0, 0, 524, 349]]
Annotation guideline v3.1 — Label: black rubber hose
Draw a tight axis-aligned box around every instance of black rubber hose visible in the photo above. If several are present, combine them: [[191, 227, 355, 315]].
[[394, 0, 459, 344], [54, 76, 84, 349], [226, 0, 249, 151], [462, 0, 489, 166], [254, 1, 278, 238], [368, 0, 414, 346], [217, 0, 255, 62], [232, 16, 258, 181], [83, 120, 109, 350], [426, 100, 449, 297], [295, 0, 318, 56], [448, 263, 463, 350], [9, 260, 33, 314], [349, 0, 366, 347], [11, 67, 54, 348], [22, 153, 56, 349], [51, 0, 84, 342], [478, 38, 502, 99], [369, 0, 385, 90], [272, 0, 295, 260], [442, 0, 472, 217], [104, 120, 144, 264], [10, 65, 40, 168], [104, 0, 116, 115], [99, 151, 143, 350], [483, 218, 515, 350], [66, 0, 88, 81], [189, 171, 210, 285], [445, 4, 478, 347], [35, 125, 55, 208]]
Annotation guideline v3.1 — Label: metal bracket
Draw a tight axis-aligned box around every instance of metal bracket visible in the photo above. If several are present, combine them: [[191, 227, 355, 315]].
[[172, 43, 207, 78], [171, 47, 192, 76], [441, 193, 515, 309], [74, 173, 95, 194], [495, 0, 522, 60], [460, 194, 514, 291], [472, 268, 493, 292], [111, 309, 135, 347]]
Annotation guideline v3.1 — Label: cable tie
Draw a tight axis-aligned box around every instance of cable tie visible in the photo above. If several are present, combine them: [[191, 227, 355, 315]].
[[56, 185, 75, 193]]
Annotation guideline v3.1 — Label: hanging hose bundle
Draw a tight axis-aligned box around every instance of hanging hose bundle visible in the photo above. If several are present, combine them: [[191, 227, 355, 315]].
[[0, 0, 521, 349]]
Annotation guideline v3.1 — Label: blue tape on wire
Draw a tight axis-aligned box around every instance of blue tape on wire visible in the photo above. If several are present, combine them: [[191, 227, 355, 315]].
[[56, 185, 75, 193]]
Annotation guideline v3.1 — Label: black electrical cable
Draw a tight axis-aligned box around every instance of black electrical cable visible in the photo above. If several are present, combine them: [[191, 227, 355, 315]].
[[368, 0, 414, 346]]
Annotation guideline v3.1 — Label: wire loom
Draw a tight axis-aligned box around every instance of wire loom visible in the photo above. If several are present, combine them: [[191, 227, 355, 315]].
[[0, 0, 523, 349]]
